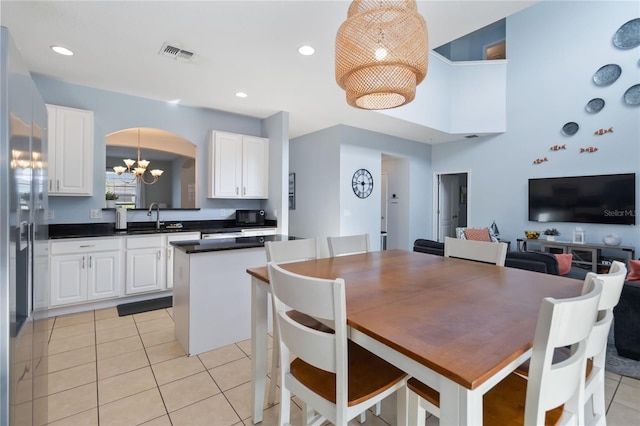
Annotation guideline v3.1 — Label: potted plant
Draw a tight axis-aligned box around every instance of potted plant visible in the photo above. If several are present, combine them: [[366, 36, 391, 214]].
[[105, 191, 118, 208], [543, 228, 560, 241]]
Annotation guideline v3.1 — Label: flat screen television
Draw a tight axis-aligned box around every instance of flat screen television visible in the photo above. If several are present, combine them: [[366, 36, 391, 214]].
[[528, 173, 636, 225]]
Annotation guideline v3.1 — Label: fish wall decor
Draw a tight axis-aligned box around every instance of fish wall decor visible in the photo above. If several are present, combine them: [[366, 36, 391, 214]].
[[580, 147, 599, 153], [594, 127, 613, 135]]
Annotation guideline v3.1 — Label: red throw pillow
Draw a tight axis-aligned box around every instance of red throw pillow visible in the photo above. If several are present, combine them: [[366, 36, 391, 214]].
[[627, 260, 640, 281], [464, 228, 491, 242], [554, 253, 573, 275]]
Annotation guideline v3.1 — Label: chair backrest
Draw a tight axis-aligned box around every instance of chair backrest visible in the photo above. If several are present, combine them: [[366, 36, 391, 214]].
[[327, 234, 370, 257], [583, 260, 627, 311], [524, 278, 602, 425], [443, 236, 508, 266], [581, 261, 627, 360], [265, 238, 317, 263], [455, 227, 499, 242], [267, 262, 349, 405]]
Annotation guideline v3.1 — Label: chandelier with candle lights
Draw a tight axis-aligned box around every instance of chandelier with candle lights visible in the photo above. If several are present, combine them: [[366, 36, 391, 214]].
[[112, 128, 163, 185]]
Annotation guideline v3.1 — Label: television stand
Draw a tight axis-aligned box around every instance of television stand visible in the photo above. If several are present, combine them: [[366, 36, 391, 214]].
[[516, 238, 635, 273]]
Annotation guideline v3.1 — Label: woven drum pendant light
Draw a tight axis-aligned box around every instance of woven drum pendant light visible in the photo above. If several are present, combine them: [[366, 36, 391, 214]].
[[335, 0, 428, 110]]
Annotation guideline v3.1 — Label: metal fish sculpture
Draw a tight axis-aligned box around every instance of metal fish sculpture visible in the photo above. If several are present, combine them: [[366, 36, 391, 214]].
[[580, 147, 599, 153], [550, 144, 566, 151], [533, 157, 548, 164], [594, 127, 613, 135]]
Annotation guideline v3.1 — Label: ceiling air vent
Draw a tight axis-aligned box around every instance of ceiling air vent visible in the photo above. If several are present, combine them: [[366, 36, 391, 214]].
[[159, 43, 195, 63]]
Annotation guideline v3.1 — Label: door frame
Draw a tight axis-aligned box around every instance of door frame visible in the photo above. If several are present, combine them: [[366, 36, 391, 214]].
[[433, 171, 470, 242]]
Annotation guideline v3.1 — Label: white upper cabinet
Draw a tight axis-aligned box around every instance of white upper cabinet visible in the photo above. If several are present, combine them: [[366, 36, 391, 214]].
[[208, 131, 268, 199], [47, 104, 94, 196]]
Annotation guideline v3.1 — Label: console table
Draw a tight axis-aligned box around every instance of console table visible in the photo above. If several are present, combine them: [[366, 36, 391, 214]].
[[516, 238, 635, 272]]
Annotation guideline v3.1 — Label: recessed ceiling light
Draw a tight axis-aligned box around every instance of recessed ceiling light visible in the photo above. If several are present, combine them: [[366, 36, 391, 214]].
[[167, 99, 181, 105], [298, 45, 315, 56], [235, 92, 248, 98], [51, 45, 74, 56]]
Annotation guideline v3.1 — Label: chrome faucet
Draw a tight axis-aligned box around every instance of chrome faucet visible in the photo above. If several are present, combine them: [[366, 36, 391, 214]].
[[147, 203, 164, 230]]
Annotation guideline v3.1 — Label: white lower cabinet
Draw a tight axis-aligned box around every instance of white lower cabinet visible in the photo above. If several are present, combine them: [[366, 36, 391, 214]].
[[166, 232, 201, 289], [49, 232, 202, 307], [50, 238, 123, 307], [125, 235, 165, 295]]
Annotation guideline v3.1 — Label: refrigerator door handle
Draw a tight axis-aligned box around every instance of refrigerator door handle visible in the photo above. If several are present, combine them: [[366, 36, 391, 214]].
[[18, 221, 28, 251]]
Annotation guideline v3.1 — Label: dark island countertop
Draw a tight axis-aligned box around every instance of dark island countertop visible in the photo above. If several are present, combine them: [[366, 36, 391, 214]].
[[171, 234, 294, 254], [48, 219, 277, 239]]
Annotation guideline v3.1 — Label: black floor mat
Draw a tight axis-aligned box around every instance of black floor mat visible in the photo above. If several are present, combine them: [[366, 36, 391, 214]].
[[117, 296, 172, 317]]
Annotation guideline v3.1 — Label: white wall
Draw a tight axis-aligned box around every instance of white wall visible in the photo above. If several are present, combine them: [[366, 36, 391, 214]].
[[288, 127, 342, 256], [290, 125, 432, 254], [432, 1, 640, 251], [381, 52, 507, 136], [339, 145, 382, 252], [262, 111, 290, 234]]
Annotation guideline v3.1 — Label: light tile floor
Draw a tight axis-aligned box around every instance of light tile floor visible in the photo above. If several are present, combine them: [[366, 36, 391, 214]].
[[39, 307, 640, 426]]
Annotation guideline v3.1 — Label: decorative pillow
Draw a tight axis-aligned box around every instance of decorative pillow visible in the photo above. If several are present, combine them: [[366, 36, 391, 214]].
[[554, 253, 573, 275], [463, 228, 492, 242], [627, 260, 640, 281]]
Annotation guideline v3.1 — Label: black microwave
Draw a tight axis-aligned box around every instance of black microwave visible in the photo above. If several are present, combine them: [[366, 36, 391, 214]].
[[235, 209, 265, 226]]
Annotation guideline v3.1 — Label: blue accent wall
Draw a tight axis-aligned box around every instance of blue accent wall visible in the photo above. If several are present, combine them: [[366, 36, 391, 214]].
[[34, 75, 274, 224]]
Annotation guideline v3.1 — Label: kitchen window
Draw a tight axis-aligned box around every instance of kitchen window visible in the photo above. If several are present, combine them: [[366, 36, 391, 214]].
[[105, 170, 137, 208]]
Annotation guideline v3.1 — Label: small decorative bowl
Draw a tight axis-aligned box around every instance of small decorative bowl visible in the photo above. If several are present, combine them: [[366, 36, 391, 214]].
[[525, 231, 540, 239], [602, 234, 622, 246]]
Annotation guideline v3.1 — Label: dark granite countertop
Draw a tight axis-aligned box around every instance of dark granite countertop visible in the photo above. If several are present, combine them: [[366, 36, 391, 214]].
[[49, 220, 277, 239], [171, 234, 294, 254]]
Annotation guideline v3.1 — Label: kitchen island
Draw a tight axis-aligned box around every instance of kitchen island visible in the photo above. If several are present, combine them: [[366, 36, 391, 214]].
[[171, 235, 291, 356]]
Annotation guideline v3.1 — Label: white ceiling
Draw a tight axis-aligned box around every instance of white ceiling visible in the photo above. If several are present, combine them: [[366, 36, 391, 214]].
[[1, 1, 538, 144]]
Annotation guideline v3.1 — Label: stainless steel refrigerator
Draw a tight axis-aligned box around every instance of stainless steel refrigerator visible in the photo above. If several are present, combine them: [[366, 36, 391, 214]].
[[1, 26, 49, 426]]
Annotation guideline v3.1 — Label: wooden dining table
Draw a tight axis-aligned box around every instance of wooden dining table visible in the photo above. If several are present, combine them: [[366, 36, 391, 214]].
[[247, 249, 583, 425]]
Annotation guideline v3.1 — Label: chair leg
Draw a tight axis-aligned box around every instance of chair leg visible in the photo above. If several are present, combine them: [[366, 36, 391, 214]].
[[302, 402, 316, 426], [279, 384, 290, 426], [268, 327, 279, 405], [407, 390, 426, 426], [397, 384, 409, 426], [591, 381, 607, 426]]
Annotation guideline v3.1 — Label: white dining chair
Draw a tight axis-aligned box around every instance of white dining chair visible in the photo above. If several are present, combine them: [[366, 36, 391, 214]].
[[327, 234, 370, 257], [264, 238, 329, 407], [268, 262, 407, 426], [327, 232, 380, 421], [444, 236, 508, 266], [514, 260, 627, 426], [265, 238, 317, 263], [407, 277, 603, 426]]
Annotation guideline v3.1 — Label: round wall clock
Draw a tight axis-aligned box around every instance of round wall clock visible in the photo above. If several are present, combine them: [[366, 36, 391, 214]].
[[352, 168, 373, 199]]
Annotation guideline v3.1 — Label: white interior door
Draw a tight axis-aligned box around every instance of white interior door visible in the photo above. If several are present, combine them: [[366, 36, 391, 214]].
[[438, 175, 460, 241]]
